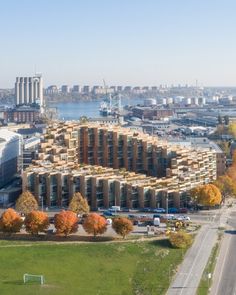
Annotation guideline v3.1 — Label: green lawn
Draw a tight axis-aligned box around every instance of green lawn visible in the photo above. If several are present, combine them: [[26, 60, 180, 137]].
[[0, 239, 185, 295]]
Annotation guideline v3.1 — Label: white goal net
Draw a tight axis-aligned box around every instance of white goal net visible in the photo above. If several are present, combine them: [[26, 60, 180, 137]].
[[23, 273, 45, 285]]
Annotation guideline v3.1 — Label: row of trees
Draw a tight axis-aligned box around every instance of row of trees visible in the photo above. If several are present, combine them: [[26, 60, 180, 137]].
[[15, 191, 90, 216], [0, 208, 133, 239], [3, 191, 133, 238]]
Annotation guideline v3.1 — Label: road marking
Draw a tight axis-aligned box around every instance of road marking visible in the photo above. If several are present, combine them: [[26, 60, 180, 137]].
[[179, 225, 211, 295], [214, 230, 232, 295]]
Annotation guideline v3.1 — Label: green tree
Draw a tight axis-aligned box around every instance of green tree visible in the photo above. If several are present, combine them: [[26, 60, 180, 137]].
[[15, 191, 38, 214], [68, 192, 90, 215]]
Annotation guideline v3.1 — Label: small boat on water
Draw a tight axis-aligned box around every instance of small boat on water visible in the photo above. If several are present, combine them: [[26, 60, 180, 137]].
[[99, 101, 112, 116]]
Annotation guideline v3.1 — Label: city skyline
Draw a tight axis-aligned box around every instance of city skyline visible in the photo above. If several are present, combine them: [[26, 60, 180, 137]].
[[2, 0, 236, 87]]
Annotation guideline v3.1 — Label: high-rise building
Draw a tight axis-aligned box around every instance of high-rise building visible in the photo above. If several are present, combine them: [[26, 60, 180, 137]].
[[15, 75, 43, 107], [61, 85, 70, 93], [72, 85, 80, 93], [117, 86, 123, 92], [124, 86, 132, 92], [46, 85, 58, 95], [83, 85, 91, 94]]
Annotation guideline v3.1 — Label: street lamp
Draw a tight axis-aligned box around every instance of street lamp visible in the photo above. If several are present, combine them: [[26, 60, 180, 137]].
[[194, 195, 198, 212], [166, 195, 169, 216], [41, 195, 43, 212]]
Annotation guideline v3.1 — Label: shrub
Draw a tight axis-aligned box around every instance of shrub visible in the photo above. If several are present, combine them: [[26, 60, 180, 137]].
[[169, 231, 193, 249]]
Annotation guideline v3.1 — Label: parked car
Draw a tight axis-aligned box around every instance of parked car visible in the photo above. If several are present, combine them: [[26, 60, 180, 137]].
[[177, 215, 191, 221], [141, 208, 151, 212], [165, 214, 175, 220], [179, 208, 188, 213], [182, 216, 191, 221], [168, 207, 179, 214], [103, 211, 114, 217], [153, 208, 166, 213], [109, 206, 121, 212], [128, 214, 136, 219], [121, 207, 130, 212], [140, 214, 148, 218], [98, 207, 105, 212], [143, 220, 153, 226]]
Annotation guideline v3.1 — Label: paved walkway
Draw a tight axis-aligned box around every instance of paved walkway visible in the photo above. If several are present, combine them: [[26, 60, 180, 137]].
[[166, 207, 230, 295]]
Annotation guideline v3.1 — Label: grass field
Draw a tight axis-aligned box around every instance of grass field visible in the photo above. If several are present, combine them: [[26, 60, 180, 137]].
[[0, 239, 185, 295]]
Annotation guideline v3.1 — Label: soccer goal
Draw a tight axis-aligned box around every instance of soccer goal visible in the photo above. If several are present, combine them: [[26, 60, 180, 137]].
[[23, 273, 45, 285]]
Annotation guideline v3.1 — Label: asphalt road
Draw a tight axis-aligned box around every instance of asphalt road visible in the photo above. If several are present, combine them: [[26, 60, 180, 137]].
[[166, 206, 230, 295], [210, 211, 236, 295]]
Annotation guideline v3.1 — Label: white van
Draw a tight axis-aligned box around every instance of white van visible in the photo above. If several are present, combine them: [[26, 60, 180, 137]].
[[109, 206, 121, 212], [153, 217, 160, 227]]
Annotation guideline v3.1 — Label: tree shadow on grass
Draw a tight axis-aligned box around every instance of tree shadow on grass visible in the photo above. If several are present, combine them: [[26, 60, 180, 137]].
[[3, 280, 24, 285], [0, 233, 114, 243], [225, 230, 236, 235], [149, 238, 172, 248]]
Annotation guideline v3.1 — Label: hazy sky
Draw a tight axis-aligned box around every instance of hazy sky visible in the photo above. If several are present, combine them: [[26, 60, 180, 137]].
[[1, 0, 236, 87]]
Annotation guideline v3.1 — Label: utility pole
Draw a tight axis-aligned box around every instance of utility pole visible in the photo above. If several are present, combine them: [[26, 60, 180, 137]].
[[41, 196, 43, 212], [166, 195, 169, 216]]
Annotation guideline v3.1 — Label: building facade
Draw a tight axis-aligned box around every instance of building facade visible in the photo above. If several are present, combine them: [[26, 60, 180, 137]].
[[22, 122, 217, 209], [0, 129, 22, 188], [23, 163, 186, 209], [15, 75, 43, 107]]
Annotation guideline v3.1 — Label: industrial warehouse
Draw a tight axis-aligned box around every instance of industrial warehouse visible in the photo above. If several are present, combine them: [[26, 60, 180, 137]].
[[22, 122, 217, 209]]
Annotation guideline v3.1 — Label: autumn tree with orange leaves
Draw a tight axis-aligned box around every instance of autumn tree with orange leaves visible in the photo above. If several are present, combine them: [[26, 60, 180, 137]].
[[214, 175, 236, 201], [83, 213, 107, 238], [54, 210, 78, 237], [112, 217, 133, 239], [0, 208, 23, 234], [24, 211, 49, 235], [191, 184, 222, 206], [227, 150, 236, 182]]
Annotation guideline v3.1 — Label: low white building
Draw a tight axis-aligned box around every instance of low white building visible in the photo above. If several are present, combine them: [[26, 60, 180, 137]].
[[0, 129, 22, 188]]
